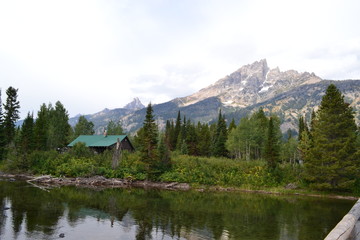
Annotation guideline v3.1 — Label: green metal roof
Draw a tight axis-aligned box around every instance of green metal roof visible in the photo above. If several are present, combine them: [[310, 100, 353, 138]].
[[67, 135, 127, 147]]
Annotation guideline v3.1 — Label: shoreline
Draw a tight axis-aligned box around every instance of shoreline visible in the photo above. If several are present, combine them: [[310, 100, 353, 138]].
[[0, 172, 358, 201]]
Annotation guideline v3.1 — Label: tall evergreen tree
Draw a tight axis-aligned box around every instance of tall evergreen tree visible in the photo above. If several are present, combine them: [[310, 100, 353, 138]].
[[158, 133, 171, 171], [3, 87, 20, 145], [164, 120, 173, 150], [197, 122, 211, 157], [176, 115, 188, 152], [0, 89, 6, 160], [74, 115, 95, 137], [228, 118, 237, 133], [106, 120, 124, 135], [264, 117, 280, 169], [173, 111, 182, 149], [305, 84, 359, 190], [309, 109, 317, 140], [34, 104, 50, 150], [140, 103, 159, 178], [212, 110, 228, 157], [186, 121, 198, 155], [298, 115, 309, 142], [20, 112, 35, 153], [47, 101, 71, 149], [251, 108, 268, 159]]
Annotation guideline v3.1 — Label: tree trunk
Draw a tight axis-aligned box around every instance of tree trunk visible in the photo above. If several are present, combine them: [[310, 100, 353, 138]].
[[112, 138, 121, 169]]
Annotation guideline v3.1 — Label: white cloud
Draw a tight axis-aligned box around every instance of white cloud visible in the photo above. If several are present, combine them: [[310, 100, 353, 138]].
[[1, 0, 360, 118]]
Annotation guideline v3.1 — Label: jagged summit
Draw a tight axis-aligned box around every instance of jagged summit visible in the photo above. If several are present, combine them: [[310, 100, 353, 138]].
[[178, 59, 322, 108], [67, 59, 359, 134], [123, 97, 145, 110]]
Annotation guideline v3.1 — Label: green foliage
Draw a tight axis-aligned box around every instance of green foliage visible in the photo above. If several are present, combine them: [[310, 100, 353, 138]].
[[34, 103, 50, 151], [264, 117, 281, 170], [212, 110, 228, 157], [56, 157, 96, 177], [69, 142, 94, 158], [160, 154, 302, 188], [196, 122, 211, 157], [172, 111, 181, 150], [20, 112, 36, 153], [29, 150, 66, 175], [138, 103, 160, 179], [280, 135, 300, 165], [3, 87, 20, 145], [47, 101, 71, 149], [106, 120, 124, 135], [1, 146, 28, 172], [298, 115, 309, 142], [74, 115, 95, 137], [158, 134, 171, 172], [27, 101, 72, 152], [304, 84, 359, 191], [0, 90, 6, 161], [226, 109, 272, 160], [228, 118, 236, 133]]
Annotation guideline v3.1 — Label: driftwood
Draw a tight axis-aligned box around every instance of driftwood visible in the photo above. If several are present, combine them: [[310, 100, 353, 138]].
[[18, 175, 191, 191], [27, 175, 51, 182], [324, 199, 360, 240]]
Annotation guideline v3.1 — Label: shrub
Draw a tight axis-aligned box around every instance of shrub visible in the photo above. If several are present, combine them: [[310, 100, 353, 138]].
[[56, 157, 96, 177]]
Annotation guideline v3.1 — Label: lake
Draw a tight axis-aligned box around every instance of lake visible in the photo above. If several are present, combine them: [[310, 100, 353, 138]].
[[0, 179, 355, 240]]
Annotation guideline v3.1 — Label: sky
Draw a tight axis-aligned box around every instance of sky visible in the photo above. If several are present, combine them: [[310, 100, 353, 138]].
[[1, 0, 360, 119]]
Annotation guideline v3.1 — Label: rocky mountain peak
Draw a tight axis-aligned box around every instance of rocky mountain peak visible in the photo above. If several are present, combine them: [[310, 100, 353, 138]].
[[178, 59, 322, 108], [123, 97, 145, 110]]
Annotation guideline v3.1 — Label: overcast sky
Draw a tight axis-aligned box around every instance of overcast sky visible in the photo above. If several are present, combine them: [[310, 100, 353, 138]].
[[1, 0, 360, 119]]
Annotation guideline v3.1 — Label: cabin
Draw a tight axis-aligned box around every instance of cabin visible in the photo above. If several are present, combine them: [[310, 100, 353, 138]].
[[67, 135, 135, 153]]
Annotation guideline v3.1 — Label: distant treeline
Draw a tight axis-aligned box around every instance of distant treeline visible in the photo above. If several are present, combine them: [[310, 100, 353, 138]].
[[0, 84, 359, 192]]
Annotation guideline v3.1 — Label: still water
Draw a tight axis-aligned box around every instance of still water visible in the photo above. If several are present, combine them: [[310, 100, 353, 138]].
[[0, 179, 355, 240]]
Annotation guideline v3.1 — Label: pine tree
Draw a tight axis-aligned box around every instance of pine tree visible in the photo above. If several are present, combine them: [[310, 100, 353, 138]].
[[47, 101, 71, 149], [74, 115, 95, 137], [305, 84, 359, 190], [158, 134, 171, 171], [186, 121, 198, 155], [173, 111, 181, 149], [264, 117, 280, 169], [106, 120, 124, 135], [3, 87, 20, 145], [251, 108, 268, 159], [20, 112, 35, 154], [212, 110, 228, 157], [298, 130, 311, 164], [34, 104, 50, 150], [196, 122, 210, 156], [228, 118, 236, 133], [176, 116, 187, 152], [309, 109, 317, 141], [140, 103, 159, 178], [164, 120, 173, 150], [0, 89, 6, 160], [298, 115, 309, 142]]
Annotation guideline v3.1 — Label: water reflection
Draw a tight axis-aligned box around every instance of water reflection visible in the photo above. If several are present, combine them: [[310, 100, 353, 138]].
[[0, 180, 354, 240]]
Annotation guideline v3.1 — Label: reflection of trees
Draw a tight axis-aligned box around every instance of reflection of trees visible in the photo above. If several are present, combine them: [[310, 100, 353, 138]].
[[0, 181, 65, 237], [0, 195, 6, 236], [0, 180, 355, 240]]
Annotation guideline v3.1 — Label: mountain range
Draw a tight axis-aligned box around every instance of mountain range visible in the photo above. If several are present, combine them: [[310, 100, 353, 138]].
[[69, 59, 360, 134]]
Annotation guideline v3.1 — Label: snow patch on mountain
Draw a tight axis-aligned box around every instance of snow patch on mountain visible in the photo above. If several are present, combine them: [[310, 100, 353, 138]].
[[259, 85, 272, 93]]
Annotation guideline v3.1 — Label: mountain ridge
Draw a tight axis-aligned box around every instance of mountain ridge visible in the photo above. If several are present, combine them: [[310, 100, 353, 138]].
[[68, 60, 360, 134]]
